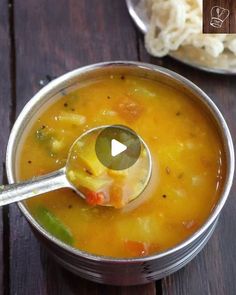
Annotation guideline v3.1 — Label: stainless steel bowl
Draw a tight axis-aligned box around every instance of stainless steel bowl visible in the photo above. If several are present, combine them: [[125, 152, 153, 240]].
[[6, 61, 234, 285]]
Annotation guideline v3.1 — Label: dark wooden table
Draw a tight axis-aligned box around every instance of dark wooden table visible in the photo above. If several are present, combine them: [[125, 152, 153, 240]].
[[0, 1, 235, 294]]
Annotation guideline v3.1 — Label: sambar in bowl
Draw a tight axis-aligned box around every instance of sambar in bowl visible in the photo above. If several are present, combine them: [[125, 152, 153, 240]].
[[6, 62, 234, 285]]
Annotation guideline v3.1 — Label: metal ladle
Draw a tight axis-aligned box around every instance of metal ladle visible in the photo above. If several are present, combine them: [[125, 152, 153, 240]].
[[0, 126, 152, 207]]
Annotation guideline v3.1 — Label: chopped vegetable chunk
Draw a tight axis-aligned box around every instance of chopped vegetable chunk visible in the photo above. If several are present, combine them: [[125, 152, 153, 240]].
[[85, 191, 105, 206], [68, 170, 112, 192], [35, 206, 74, 245], [56, 112, 86, 125], [71, 140, 106, 177]]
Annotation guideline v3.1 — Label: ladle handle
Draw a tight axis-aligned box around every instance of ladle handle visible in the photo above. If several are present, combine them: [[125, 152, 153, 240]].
[[0, 168, 69, 206]]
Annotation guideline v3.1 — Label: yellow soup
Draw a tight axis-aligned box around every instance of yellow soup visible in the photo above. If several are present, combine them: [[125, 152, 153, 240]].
[[17, 74, 225, 258]]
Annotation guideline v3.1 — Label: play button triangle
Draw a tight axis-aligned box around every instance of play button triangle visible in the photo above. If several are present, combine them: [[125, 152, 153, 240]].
[[111, 139, 127, 157], [95, 125, 142, 170]]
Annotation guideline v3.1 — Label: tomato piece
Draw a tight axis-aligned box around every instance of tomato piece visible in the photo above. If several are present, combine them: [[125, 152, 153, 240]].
[[124, 240, 149, 257], [85, 191, 105, 206], [96, 192, 105, 204], [117, 97, 143, 122]]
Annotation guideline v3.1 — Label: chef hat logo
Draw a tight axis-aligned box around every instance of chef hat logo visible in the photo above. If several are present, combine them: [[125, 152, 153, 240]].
[[210, 6, 230, 28]]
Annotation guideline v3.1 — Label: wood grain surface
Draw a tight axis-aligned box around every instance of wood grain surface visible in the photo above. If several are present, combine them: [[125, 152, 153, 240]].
[[203, 0, 230, 33], [0, 0, 12, 294], [0, 0, 235, 294], [203, 0, 236, 33]]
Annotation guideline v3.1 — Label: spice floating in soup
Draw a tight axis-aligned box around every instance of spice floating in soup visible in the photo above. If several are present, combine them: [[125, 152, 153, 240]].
[[17, 74, 226, 258]]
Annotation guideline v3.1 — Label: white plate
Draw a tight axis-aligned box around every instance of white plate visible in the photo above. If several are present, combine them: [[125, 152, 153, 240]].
[[126, 0, 236, 74]]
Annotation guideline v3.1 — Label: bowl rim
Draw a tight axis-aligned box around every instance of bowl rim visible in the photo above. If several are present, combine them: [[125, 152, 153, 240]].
[[6, 61, 235, 263]]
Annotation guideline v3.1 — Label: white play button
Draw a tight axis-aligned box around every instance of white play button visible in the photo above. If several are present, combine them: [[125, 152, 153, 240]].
[[111, 139, 127, 157], [95, 125, 142, 170]]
